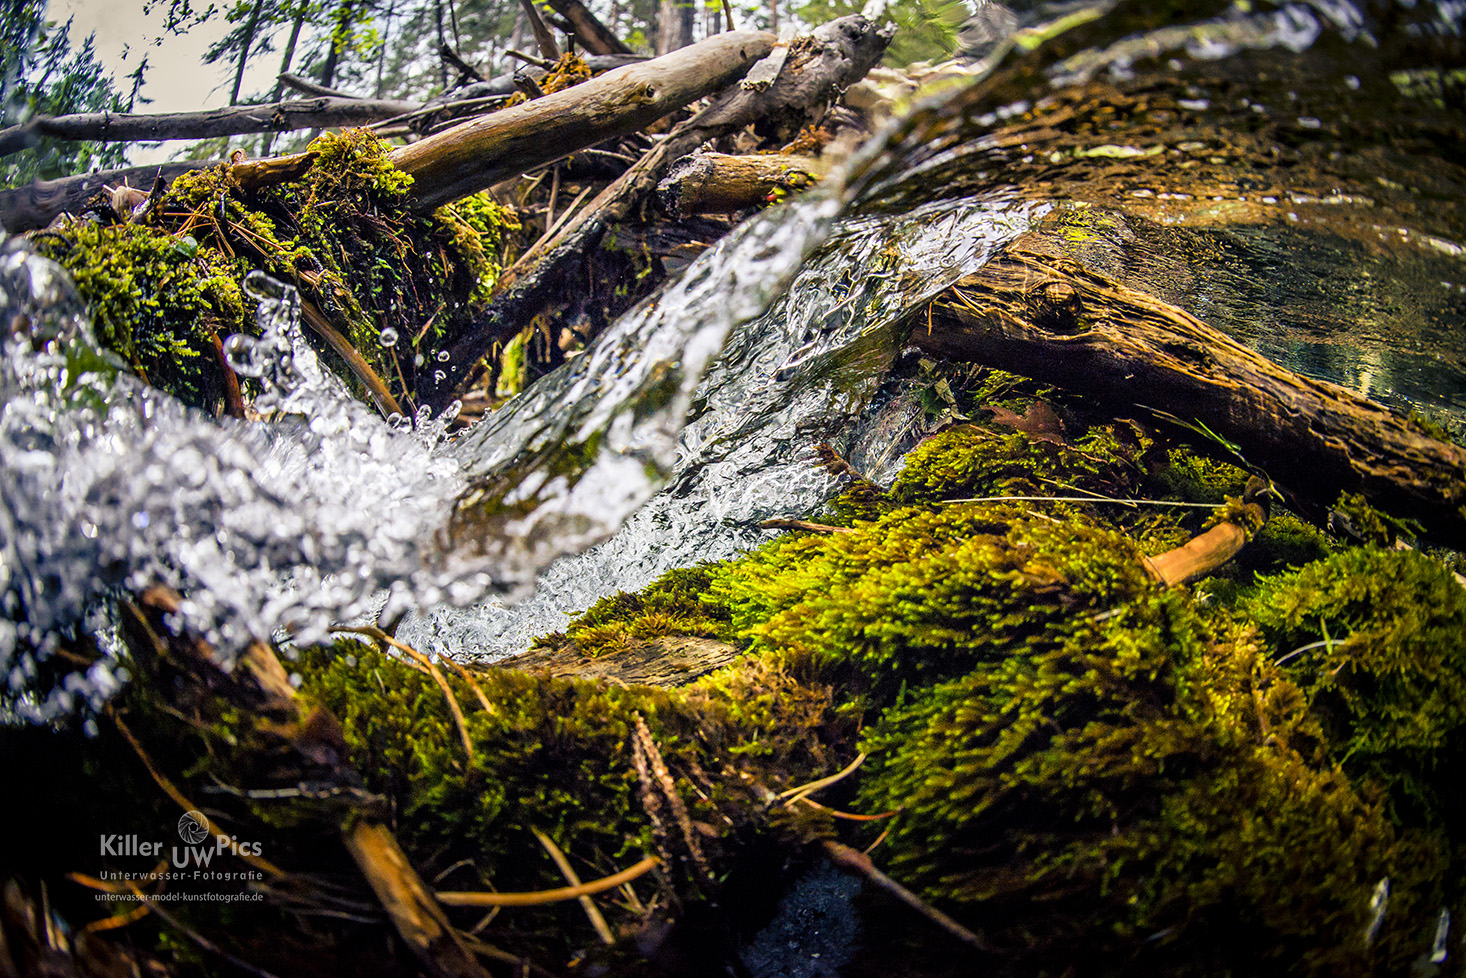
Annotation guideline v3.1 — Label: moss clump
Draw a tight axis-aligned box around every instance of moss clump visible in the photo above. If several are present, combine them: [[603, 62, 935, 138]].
[[1243, 547, 1466, 826], [855, 631, 1442, 975], [34, 222, 249, 408], [38, 129, 519, 411]]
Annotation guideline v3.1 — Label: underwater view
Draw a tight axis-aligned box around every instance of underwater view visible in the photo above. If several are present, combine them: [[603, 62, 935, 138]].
[[1, 0, 1464, 974]]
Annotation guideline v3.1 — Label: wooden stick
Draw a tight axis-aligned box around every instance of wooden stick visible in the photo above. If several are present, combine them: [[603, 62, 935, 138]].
[[531, 828, 615, 944], [541, 0, 633, 55], [518, 0, 563, 62], [0, 96, 420, 157], [437, 857, 658, 906], [821, 841, 991, 953]]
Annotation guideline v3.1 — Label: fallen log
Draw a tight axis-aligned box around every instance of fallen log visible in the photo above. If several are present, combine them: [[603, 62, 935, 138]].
[[389, 30, 776, 211], [0, 96, 420, 158], [0, 160, 221, 233], [420, 15, 892, 407], [916, 245, 1466, 548], [543, 0, 634, 55], [655, 150, 823, 216]]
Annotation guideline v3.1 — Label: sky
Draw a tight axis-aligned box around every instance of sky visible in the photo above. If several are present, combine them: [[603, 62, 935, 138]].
[[50, 0, 298, 159]]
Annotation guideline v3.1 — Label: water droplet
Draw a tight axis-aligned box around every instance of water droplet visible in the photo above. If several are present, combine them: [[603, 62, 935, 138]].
[[378, 327, 399, 347], [436, 349, 451, 362]]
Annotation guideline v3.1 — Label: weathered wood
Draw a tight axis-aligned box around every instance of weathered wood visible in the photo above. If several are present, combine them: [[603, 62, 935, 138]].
[[542, 0, 634, 55], [0, 97, 420, 158], [656, 150, 822, 216], [916, 246, 1466, 547], [389, 30, 776, 211], [277, 71, 356, 99], [418, 15, 890, 408], [497, 635, 741, 687], [0, 161, 220, 234]]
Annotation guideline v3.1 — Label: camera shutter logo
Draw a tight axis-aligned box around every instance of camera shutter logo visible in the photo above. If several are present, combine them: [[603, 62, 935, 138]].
[[178, 810, 211, 845]]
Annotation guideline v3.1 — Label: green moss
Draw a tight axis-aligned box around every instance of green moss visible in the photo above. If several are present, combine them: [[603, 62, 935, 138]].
[[1243, 547, 1466, 826], [34, 222, 249, 408], [535, 565, 736, 658]]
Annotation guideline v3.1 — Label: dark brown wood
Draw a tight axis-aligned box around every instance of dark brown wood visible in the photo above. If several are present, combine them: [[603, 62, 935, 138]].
[[518, 0, 563, 61], [0, 97, 420, 158], [916, 246, 1466, 548], [656, 150, 822, 216], [542, 0, 634, 55], [389, 30, 776, 211]]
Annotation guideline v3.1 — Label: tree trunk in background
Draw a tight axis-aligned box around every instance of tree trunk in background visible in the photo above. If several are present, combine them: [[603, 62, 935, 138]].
[[770, 0, 778, 33], [318, 2, 357, 90], [261, 6, 305, 155], [435, 0, 451, 89], [229, 0, 267, 105], [374, 0, 396, 98], [657, 0, 695, 53]]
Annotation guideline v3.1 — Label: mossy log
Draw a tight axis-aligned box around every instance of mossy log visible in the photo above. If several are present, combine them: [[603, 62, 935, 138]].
[[916, 245, 1466, 548], [655, 151, 822, 217], [389, 31, 776, 211], [119, 587, 491, 978], [0, 97, 421, 159]]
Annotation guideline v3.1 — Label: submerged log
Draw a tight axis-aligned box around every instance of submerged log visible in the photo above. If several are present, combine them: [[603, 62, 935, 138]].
[[655, 150, 822, 216], [0, 97, 420, 158], [390, 30, 776, 211], [916, 246, 1466, 547]]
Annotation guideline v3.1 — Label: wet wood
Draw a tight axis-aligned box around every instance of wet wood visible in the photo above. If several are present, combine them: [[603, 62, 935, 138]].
[[389, 31, 776, 211], [656, 150, 821, 216], [917, 245, 1466, 548], [497, 635, 741, 687], [0, 97, 419, 158], [1145, 479, 1271, 586]]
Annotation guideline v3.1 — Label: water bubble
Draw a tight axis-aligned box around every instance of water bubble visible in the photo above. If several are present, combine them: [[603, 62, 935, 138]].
[[222, 334, 264, 377], [433, 370, 447, 384], [436, 349, 451, 362], [378, 327, 399, 347]]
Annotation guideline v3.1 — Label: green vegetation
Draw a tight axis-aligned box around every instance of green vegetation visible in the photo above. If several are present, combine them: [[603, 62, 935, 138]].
[[34, 129, 518, 412]]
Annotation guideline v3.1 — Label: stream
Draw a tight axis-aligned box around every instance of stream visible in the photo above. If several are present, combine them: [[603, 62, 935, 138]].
[[1, 0, 1463, 718]]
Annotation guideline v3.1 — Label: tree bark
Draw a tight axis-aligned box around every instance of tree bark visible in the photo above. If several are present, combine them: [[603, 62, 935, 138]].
[[915, 246, 1466, 548], [0, 96, 420, 158], [542, 0, 634, 55], [388, 30, 776, 212], [655, 150, 822, 216], [657, 0, 696, 54]]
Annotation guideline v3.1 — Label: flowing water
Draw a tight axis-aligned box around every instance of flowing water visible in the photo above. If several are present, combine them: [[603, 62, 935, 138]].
[[2, 0, 1464, 713]]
